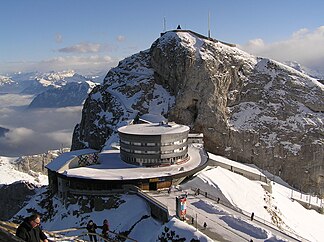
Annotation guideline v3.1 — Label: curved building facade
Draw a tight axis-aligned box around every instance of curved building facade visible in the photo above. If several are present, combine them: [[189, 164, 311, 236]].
[[118, 122, 190, 166]]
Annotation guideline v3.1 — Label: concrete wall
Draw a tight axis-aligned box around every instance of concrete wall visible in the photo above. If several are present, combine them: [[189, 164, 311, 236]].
[[124, 185, 169, 223], [209, 159, 268, 183]]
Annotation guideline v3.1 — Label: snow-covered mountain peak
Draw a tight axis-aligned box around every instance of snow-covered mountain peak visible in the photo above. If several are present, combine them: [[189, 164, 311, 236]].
[[72, 30, 324, 196]]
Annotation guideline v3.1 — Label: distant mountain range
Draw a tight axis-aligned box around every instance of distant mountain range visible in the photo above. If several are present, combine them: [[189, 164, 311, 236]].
[[28, 81, 98, 108], [284, 61, 324, 81], [0, 70, 103, 108]]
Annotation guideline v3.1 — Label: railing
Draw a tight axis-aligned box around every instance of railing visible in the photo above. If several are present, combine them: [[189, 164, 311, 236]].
[[48, 227, 137, 242], [189, 186, 311, 242]]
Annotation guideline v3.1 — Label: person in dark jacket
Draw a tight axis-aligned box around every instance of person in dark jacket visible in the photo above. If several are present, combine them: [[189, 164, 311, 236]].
[[251, 212, 255, 221], [86, 220, 98, 242], [16, 214, 48, 242], [102, 219, 109, 239]]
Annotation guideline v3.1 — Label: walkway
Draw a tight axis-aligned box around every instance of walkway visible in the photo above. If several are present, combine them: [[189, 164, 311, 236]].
[[147, 188, 302, 242]]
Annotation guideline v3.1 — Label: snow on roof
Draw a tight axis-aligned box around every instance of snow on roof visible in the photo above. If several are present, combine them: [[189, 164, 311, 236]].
[[46, 149, 98, 172], [139, 113, 167, 124], [118, 123, 189, 136], [62, 145, 207, 180]]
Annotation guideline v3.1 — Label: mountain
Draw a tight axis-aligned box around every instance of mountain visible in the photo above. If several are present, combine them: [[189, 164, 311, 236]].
[[28, 81, 99, 108], [0, 70, 104, 95], [0, 126, 9, 137], [71, 30, 324, 195], [20, 70, 89, 95], [0, 74, 32, 94], [2, 152, 323, 241], [285, 61, 324, 80]]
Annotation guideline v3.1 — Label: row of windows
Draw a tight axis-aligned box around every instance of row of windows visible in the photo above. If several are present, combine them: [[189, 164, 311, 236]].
[[123, 155, 187, 165], [121, 146, 186, 154], [120, 138, 187, 147]]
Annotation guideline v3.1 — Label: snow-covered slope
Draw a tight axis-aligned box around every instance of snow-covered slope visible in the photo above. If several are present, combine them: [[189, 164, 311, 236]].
[[182, 165, 324, 241], [2, 150, 324, 241], [0, 156, 47, 187], [10, 188, 213, 242]]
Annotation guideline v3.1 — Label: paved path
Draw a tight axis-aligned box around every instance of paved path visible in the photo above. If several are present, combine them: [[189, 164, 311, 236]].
[[147, 189, 301, 242]]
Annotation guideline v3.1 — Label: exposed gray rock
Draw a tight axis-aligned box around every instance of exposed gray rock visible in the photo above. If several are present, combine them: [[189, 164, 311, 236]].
[[71, 30, 324, 195], [14, 149, 69, 174], [0, 181, 37, 220]]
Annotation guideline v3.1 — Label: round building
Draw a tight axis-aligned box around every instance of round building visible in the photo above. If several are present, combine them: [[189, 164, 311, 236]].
[[118, 122, 190, 167]]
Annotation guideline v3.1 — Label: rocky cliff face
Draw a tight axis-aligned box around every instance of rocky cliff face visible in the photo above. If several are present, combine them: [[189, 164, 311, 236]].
[[0, 181, 37, 220], [71, 30, 324, 195]]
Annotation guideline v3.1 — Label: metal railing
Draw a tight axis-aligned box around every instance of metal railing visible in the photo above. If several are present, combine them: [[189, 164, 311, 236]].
[[189, 186, 311, 242], [48, 227, 137, 242]]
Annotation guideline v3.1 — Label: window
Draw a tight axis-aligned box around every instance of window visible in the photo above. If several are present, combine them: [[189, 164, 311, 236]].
[[146, 143, 156, 146]]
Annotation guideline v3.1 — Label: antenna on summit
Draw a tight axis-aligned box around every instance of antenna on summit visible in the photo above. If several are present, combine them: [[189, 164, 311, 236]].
[[163, 17, 166, 32], [208, 11, 211, 38]]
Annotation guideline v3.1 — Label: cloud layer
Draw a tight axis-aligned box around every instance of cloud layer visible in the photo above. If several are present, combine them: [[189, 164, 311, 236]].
[[239, 26, 324, 73], [0, 94, 82, 156]]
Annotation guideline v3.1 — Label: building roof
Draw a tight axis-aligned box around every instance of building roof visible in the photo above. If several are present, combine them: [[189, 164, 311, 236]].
[[46, 149, 98, 172], [50, 145, 207, 180], [118, 123, 189, 136]]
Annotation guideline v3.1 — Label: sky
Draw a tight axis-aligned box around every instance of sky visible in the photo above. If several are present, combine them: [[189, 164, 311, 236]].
[[1, 0, 324, 75]]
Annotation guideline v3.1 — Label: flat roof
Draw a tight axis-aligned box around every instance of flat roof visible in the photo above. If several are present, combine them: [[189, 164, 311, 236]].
[[61, 145, 207, 180], [118, 123, 189, 136]]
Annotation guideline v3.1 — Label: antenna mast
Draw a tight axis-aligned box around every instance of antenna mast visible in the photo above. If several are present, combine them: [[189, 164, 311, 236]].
[[208, 11, 211, 38], [163, 17, 166, 32]]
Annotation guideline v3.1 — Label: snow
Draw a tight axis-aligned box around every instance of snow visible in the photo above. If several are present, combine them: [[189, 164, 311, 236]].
[[181, 163, 324, 242], [118, 122, 189, 135], [3, 150, 324, 241], [61, 145, 207, 180], [152, 217, 213, 242], [0, 156, 48, 186], [46, 149, 98, 172]]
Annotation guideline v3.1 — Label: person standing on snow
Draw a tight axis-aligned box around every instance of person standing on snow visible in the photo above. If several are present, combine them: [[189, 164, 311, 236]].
[[102, 219, 109, 239], [16, 213, 48, 242], [251, 212, 255, 221], [86, 220, 98, 242]]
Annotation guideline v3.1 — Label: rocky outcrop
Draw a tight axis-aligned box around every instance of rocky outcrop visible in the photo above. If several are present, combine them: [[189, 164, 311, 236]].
[[0, 181, 37, 220], [71, 30, 324, 195], [14, 148, 69, 174], [0, 126, 9, 137]]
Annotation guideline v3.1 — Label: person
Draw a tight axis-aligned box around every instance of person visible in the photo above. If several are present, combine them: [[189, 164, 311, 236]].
[[102, 219, 109, 239], [251, 212, 254, 221], [217, 197, 220, 203], [177, 24, 181, 29], [168, 187, 171, 194], [203, 222, 207, 229], [86, 220, 98, 242], [16, 213, 48, 242]]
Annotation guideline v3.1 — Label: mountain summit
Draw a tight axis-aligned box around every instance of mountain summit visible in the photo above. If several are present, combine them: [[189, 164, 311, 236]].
[[71, 30, 324, 195]]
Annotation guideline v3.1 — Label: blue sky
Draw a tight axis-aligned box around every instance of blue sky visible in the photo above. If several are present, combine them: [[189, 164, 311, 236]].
[[1, 0, 324, 74]]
